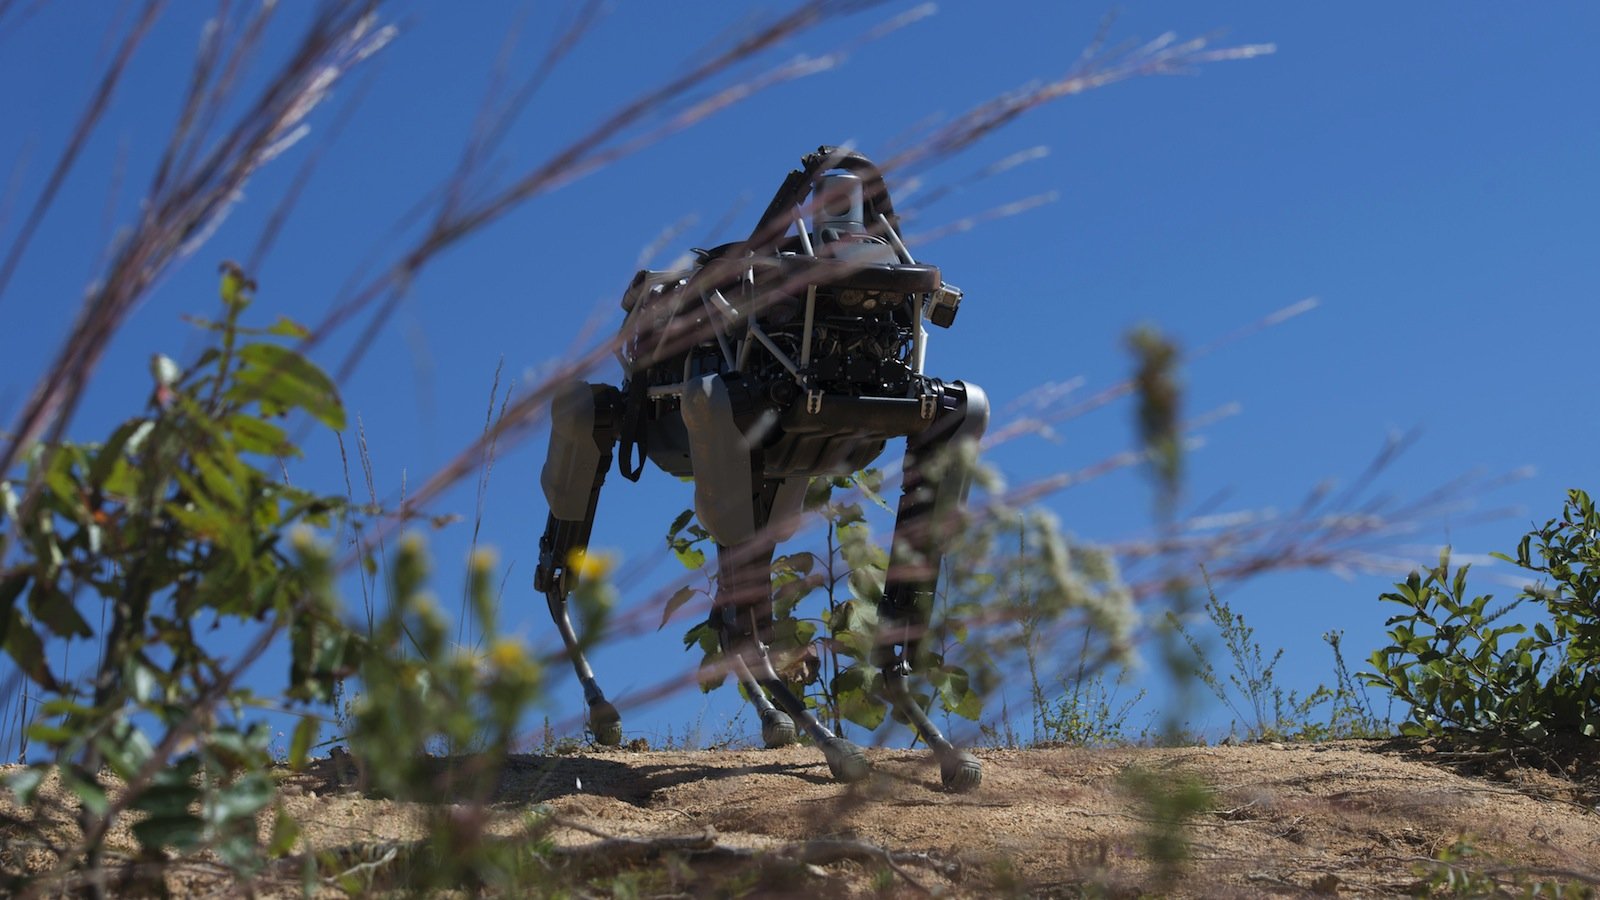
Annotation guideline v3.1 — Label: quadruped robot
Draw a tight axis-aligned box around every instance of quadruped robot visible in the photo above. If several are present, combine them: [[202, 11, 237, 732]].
[[535, 147, 989, 791]]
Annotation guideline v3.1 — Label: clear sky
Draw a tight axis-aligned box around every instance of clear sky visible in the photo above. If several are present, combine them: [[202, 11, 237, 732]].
[[3, 3, 1597, 748]]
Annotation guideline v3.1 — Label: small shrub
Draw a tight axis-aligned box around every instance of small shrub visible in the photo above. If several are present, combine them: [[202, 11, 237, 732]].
[[1365, 489, 1600, 741]]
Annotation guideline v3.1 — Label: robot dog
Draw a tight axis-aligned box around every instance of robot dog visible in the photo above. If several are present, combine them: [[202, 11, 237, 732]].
[[535, 147, 988, 791]]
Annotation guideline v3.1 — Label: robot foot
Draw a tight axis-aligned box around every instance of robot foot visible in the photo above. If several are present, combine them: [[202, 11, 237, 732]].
[[820, 737, 871, 784], [588, 700, 623, 746], [759, 708, 798, 748], [936, 747, 982, 793]]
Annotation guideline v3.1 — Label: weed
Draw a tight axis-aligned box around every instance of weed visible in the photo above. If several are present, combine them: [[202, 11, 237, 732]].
[[1169, 574, 1383, 742], [1039, 666, 1148, 747], [533, 717, 584, 757]]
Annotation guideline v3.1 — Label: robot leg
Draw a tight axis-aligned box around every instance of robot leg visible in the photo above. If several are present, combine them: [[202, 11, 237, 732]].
[[717, 492, 865, 778], [711, 537, 793, 748], [681, 375, 866, 778], [876, 380, 989, 792], [715, 475, 811, 749], [535, 382, 625, 745]]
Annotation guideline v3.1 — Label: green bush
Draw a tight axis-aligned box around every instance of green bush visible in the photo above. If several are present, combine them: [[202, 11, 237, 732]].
[[1365, 489, 1600, 740]]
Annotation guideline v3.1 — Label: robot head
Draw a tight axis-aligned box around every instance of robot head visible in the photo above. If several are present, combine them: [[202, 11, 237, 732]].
[[814, 171, 866, 235]]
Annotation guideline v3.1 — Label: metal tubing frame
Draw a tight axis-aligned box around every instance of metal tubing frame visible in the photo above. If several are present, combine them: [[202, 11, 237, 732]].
[[879, 213, 928, 377], [697, 292, 736, 370], [800, 284, 818, 369], [747, 318, 804, 382]]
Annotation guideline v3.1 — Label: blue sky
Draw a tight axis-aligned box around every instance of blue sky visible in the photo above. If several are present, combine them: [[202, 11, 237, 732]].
[[3, 3, 1597, 748]]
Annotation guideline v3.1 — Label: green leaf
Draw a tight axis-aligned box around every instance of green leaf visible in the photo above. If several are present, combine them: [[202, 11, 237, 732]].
[[228, 415, 299, 457], [852, 469, 892, 511], [64, 770, 110, 817], [0, 573, 28, 617], [1, 479, 19, 522], [659, 585, 697, 630], [698, 667, 727, 693], [221, 266, 252, 308], [683, 621, 715, 652], [804, 477, 835, 509], [267, 316, 310, 339], [98, 723, 156, 779], [838, 690, 887, 730], [3, 608, 57, 689], [773, 552, 818, 576], [289, 718, 318, 770], [26, 723, 75, 745], [940, 676, 984, 720], [28, 582, 92, 639], [129, 662, 161, 705], [207, 773, 275, 825], [193, 449, 247, 511], [846, 566, 885, 604], [133, 812, 205, 851], [6, 766, 48, 804], [672, 545, 706, 570], [773, 573, 821, 617], [833, 502, 867, 527], [229, 343, 346, 429], [935, 667, 983, 720], [87, 419, 152, 488], [134, 781, 201, 825], [269, 807, 302, 858]]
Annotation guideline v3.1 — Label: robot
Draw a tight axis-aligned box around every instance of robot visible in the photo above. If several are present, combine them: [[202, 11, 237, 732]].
[[535, 147, 988, 791]]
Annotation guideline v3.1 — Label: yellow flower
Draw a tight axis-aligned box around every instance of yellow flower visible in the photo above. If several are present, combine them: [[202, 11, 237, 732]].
[[567, 548, 616, 581], [469, 547, 499, 573], [488, 638, 525, 670]]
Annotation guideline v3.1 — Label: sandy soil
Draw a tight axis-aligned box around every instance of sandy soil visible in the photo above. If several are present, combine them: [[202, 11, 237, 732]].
[[5, 739, 1600, 896]]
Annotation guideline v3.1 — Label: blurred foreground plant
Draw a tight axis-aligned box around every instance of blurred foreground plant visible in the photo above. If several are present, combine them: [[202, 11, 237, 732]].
[[1, 272, 358, 888], [0, 275, 545, 895]]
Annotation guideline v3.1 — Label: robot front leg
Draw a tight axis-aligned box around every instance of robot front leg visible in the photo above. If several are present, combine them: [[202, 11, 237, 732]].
[[535, 383, 625, 745], [681, 373, 868, 781], [713, 536, 870, 784], [876, 380, 989, 792], [712, 539, 795, 748]]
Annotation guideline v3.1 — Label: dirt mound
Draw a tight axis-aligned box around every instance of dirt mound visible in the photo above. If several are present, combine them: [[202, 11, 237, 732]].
[[7, 740, 1600, 896]]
